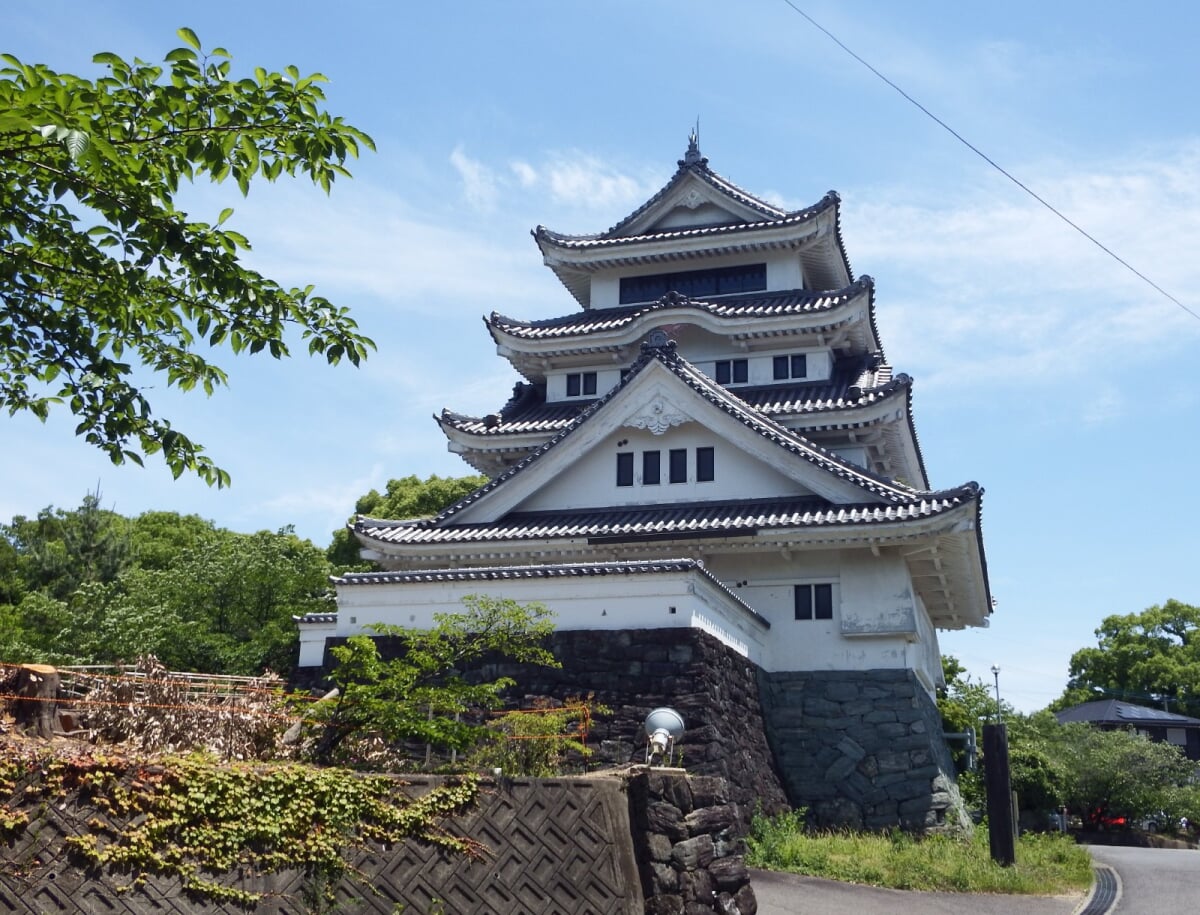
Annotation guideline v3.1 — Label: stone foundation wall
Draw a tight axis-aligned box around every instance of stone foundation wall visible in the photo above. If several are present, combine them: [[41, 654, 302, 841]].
[[484, 628, 791, 827], [758, 669, 968, 833]]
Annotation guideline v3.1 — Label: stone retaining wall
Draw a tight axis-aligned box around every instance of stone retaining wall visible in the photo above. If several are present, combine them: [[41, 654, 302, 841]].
[[758, 669, 968, 832], [0, 767, 755, 915]]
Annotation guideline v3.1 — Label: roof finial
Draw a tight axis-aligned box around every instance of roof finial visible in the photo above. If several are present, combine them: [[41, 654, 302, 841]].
[[683, 119, 704, 166]]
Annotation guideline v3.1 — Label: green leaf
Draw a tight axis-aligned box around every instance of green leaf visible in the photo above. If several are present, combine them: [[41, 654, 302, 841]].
[[177, 27, 202, 51], [64, 129, 89, 161], [216, 207, 234, 226], [165, 48, 197, 63]]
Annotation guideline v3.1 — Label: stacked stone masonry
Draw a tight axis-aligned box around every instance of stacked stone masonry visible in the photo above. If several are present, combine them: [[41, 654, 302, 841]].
[[758, 669, 969, 833], [626, 770, 757, 915]]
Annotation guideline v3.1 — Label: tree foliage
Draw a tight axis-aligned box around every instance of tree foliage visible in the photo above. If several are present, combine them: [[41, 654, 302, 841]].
[[0, 28, 375, 485], [309, 595, 558, 765], [327, 473, 487, 567], [0, 494, 333, 675], [1064, 599, 1200, 717]]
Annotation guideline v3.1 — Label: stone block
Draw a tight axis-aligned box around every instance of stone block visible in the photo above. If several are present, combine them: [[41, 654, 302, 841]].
[[684, 803, 739, 836], [836, 736, 866, 761], [649, 832, 674, 862], [709, 855, 750, 889], [672, 834, 716, 870]]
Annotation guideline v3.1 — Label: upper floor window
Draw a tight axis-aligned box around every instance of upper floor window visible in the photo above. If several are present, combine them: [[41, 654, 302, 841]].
[[696, 446, 715, 482], [794, 583, 834, 621], [643, 450, 661, 485], [715, 359, 748, 385], [619, 263, 767, 305], [566, 372, 597, 397], [616, 452, 634, 487], [773, 354, 808, 381], [669, 448, 688, 483]]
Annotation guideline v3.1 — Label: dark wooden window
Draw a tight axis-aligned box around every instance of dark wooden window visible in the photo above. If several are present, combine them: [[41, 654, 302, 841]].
[[773, 354, 808, 380], [794, 583, 834, 620], [696, 446, 715, 482], [619, 263, 767, 304], [616, 452, 634, 487], [567, 372, 597, 397], [669, 448, 688, 483], [642, 450, 660, 485], [715, 359, 748, 385]]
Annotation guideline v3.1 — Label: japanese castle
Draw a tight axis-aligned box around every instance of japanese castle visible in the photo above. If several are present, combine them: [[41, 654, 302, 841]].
[[297, 137, 992, 824]]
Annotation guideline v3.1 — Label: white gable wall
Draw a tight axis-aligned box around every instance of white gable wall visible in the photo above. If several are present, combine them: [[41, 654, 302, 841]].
[[516, 423, 812, 512]]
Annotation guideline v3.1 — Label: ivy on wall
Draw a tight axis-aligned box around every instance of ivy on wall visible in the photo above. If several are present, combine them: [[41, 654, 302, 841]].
[[1, 744, 481, 907]]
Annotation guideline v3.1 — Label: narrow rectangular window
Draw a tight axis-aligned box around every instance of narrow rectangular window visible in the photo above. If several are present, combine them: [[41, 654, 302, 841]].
[[696, 446, 714, 482], [616, 452, 634, 487], [582, 372, 597, 395], [794, 584, 833, 620], [566, 373, 581, 397], [642, 450, 661, 485], [669, 448, 687, 483], [791, 354, 807, 378], [715, 361, 731, 385], [773, 355, 789, 380], [732, 359, 748, 383]]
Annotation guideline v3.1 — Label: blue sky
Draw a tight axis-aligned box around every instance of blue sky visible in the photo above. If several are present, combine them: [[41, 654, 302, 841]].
[[4, 1, 1198, 712]]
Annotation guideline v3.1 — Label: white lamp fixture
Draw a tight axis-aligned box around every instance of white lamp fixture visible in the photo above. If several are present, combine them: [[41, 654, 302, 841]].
[[644, 707, 686, 766]]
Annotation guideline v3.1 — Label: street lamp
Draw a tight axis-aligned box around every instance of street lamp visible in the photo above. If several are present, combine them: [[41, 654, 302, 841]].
[[990, 664, 1002, 723]]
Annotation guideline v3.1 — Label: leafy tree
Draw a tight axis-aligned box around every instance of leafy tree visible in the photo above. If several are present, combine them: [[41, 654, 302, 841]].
[[1052, 723, 1194, 826], [3, 491, 130, 599], [327, 473, 487, 567], [0, 498, 332, 675], [1064, 599, 1200, 717], [1, 28, 375, 485], [309, 595, 558, 765]]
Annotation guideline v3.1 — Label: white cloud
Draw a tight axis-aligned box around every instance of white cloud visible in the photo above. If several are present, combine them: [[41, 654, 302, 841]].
[[846, 143, 1200, 405], [449, 145, 500, 211]]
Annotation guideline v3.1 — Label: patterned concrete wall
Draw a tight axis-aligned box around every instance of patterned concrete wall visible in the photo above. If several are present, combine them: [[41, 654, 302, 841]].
[[0, 770, 756, 915]]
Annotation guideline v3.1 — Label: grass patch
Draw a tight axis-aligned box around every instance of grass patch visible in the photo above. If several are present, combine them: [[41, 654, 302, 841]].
[[746, 810, 1093, 895]]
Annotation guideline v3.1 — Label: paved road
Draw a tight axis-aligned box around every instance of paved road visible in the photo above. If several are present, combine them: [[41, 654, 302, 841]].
[[750, 868, 1084, 915], [1087, 845, 1200, 914], [752, 844, 1200, 915]]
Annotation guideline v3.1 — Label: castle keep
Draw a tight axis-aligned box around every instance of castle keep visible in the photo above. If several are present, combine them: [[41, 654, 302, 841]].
[[297, 136, 992, 829]]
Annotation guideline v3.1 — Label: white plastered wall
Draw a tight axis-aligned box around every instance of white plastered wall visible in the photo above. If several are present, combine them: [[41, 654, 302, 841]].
[[516, 423, 811, 512], [331, 570, 770, 665]]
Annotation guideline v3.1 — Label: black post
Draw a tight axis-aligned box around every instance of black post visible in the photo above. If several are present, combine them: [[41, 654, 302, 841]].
[[983, 722, 1015, 866]]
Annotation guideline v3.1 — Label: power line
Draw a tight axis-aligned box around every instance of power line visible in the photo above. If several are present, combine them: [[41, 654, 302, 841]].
[[779, 0, 1200, 324]]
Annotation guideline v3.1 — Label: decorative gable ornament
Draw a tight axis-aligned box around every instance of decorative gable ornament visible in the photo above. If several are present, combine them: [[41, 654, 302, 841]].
[[624, 396, 690, 435]]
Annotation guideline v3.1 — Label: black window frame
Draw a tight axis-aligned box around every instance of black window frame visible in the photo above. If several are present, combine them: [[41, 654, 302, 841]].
[[794, 583, 834, 621], [715, 359, 748, 385], [642, 450, 661, 485], [618, 263, 767, 305], [668, 448, 688, 484], [773, 353, 809, 380], [696, 446, 715, 482], [566, 371, 597, 397], [616, 452, 634, 487]]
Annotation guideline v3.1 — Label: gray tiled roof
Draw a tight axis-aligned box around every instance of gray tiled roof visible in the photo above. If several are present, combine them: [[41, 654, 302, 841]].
[[438, 355, 904, 438], [488, 279, 873, 341], [423, 340, 918, 532], [354, 490, 980, 546], [535, 191, 839, 252], [1056, 700, 1200, 727], [331, 558, 770, 629]]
